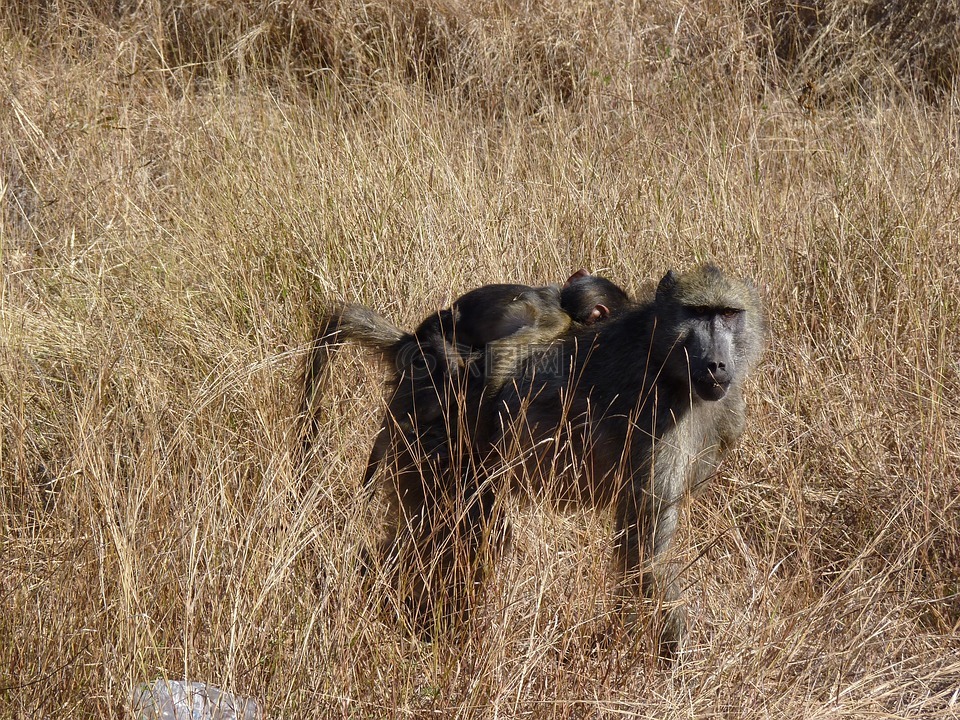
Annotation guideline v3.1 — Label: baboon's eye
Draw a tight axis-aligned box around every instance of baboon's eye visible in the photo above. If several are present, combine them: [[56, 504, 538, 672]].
[[689, 305, 711, 317], [721, 308, 743, 319]]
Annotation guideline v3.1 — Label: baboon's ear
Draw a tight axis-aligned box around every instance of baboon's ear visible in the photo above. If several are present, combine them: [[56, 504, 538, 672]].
[[585, 304, 609, 324], [656, 270, 678, 299], [564, 268, 590, 287]]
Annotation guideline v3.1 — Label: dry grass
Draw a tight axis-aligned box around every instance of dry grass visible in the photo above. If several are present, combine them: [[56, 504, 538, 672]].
[[2, 1, 959, 717]]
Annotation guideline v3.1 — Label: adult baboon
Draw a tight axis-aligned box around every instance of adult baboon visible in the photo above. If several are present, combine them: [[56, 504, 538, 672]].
[[306, 264, 765, 658]]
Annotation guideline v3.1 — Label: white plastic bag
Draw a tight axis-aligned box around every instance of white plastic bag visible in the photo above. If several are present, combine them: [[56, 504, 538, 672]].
[[129, 679, 262, 720]]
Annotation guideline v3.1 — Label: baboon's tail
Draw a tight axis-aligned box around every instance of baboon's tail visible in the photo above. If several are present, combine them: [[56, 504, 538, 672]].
[[300, 303, 408, 458]]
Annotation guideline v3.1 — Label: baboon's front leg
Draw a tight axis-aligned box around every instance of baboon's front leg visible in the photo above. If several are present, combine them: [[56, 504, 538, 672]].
[[613, 477, 686, 659]]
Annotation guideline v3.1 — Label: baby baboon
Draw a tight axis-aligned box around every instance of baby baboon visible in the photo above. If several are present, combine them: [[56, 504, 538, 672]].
[[478, 271, 631, 394], [559, 268, 630, 324], [448, 284, 597, 397], [443, 271, 629, 348]]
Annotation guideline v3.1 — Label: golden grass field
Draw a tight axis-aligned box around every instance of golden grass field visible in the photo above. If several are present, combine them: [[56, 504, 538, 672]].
[[2, 1, 959, 717]]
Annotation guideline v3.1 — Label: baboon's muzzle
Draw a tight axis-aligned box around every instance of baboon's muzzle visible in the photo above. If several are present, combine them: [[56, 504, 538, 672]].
[[692, 364, 732, 401]]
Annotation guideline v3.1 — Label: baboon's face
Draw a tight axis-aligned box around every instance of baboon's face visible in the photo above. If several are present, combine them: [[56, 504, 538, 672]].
[[680, 304, 746, 401], [655, 265, 761, 403]]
